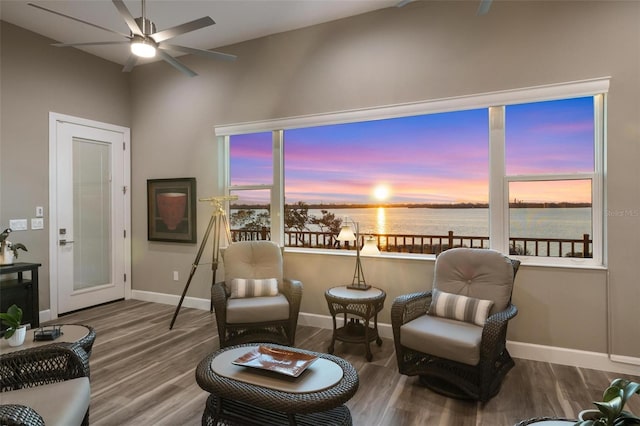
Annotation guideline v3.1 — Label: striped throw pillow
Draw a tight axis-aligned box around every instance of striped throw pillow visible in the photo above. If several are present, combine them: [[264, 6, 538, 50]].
[[230, 278, 279, 299], [428, 288, 494, 326]]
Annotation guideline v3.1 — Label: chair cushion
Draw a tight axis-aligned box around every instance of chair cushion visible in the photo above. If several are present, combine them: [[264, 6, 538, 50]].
[[1, 377, 90, 426], [400, 315, 483, 366], [433, 248, 514, 314], [226, 294, 290, 323], [230, 278, 279, 298], [428, 288, 494, 326], [222, 241, 283, 295]]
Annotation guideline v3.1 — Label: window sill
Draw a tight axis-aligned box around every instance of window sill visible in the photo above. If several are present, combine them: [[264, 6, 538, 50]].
[[284, 247, 607, 270]]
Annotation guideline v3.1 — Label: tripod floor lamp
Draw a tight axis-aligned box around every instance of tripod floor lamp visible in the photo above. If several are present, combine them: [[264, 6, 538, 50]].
[[169, 195, 238, 329]]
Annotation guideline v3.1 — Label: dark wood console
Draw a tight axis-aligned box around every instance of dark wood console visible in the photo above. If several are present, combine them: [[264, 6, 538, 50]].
[[0, 262, 41, 332]]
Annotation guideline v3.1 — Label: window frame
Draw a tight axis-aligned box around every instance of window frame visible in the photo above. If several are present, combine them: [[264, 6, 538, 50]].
[[218, 77, 609, 267]]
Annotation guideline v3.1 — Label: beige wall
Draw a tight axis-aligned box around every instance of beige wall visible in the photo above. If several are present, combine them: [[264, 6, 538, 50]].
[[0, 22, 131, 308], [129, 0, 639, 359], [2, 1, 639, 360]]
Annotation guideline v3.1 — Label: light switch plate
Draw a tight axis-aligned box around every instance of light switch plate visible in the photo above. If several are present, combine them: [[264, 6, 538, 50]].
[[36, 206, 44, 217], [9, 219, 28, 231], [31, 218, 44, 230]]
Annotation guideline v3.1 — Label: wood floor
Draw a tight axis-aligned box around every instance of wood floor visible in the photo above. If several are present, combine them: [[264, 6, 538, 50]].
[[49, 299, 640, 426]]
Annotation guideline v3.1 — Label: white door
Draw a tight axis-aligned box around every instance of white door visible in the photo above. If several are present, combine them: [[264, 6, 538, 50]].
[[50, 113, 130, 315]]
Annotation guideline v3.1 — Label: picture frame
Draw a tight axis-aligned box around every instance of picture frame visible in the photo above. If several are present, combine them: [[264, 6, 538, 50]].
[[147, 178, 197, 243]]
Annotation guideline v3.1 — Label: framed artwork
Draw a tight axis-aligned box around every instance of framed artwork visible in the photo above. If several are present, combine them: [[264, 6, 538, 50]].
[[147, 178, 197, 243]]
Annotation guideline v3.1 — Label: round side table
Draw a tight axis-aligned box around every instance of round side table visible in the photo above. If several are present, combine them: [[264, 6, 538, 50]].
[[0, 324, 96, 357], [325, 285, 386, 361]]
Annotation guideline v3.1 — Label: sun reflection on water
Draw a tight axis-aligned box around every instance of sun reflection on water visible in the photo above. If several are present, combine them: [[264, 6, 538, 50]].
[[376, 207, 386, 235]]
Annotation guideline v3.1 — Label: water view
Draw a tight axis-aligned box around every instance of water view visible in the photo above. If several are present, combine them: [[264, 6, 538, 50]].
[[231, 205, 593, 257], [305, 206, 592, 241]]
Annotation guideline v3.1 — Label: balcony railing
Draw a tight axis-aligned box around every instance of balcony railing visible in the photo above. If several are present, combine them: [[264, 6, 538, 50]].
[[230, 229, 592, 258]]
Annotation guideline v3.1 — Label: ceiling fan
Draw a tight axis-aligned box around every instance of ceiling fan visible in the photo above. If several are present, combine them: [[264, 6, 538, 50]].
[[28, 0, 237, 77], [396, 0, 493, 16]]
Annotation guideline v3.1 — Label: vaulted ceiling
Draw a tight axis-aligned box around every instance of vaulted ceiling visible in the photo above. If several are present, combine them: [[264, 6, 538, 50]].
[[1, 0, 400, 66]]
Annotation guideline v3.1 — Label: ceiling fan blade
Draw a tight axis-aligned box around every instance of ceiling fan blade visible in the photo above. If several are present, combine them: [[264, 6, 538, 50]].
[[158, 50, 197, 77], [112, 0, 143, 36], [28, 3, 130, 39], [122, 55, 138, 72], [395, 0, 414, 7], [151, 16, 215, 43], [52, 41, 131, 47], [477, 0, 493, 15], [160, 44, 237, 62]]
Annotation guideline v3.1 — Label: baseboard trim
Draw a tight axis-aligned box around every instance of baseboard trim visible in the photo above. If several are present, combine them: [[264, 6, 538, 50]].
[[39, 309, 52, 324], [297, 311, 394, 340], [608, 354, 640, 367], [507, 341, 640, 376], [296, 312, 333, 329], [131, 289, 211, 311], [128, 290, 639, 375]]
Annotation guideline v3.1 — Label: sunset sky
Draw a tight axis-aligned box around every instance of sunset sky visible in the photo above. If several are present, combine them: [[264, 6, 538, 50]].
[[230, 97, 594, 205]]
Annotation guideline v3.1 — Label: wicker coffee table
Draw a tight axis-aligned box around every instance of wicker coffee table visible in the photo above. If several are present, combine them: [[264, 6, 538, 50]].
[[195, 344, 359, 426]]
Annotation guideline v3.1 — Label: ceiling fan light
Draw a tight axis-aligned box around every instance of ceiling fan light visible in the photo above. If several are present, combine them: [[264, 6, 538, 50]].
[[131, 37, 156, 58]]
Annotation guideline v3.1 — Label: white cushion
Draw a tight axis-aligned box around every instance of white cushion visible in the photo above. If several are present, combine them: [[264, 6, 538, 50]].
[[222, 241, 283, 285], [1, 377, 90, 426], [434, 248, 514, 315], [230, 278, 278, 298], [401, 315, 483, 366], [226, 294, 290, 323], [428, 288, 494, 326]]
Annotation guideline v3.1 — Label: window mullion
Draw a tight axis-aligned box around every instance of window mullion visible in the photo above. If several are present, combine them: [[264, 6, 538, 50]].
[[507, 173, 594, 182], [489, 106, 507, 254], [229, 184, 273, 191], [220, 135, 230, 195], [272, 130, 284, 246], [592, 94, 605, 265]]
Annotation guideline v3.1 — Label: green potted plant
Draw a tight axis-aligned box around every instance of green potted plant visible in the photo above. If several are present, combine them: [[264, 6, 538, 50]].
[[576, 378, 640, 425], [0, 228, 28, 265], [0, 304, 26, 346]]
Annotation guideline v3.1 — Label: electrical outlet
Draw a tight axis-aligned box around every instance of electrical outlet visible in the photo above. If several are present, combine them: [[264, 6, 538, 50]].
[[9, 219, 28, 231], [31, 218, 44, 230], [173, 271, 179, 281]]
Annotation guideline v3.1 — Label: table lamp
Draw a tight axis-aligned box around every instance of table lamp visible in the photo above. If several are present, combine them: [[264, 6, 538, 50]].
[[361, 235, 381, 256], [337, 219, 379, 290]]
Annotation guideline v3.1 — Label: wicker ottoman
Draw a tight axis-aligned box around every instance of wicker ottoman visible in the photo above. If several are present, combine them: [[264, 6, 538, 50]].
[[196, 344, 359, 426], [202, 394, 352, 426]]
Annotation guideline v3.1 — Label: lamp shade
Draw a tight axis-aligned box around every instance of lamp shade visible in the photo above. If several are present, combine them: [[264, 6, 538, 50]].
[[361, 236, 380, 256], [337, 225, 356, 242]]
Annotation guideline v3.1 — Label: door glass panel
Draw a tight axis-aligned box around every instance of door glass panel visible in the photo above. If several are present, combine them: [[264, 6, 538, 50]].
[[73, 138, 112, 290]]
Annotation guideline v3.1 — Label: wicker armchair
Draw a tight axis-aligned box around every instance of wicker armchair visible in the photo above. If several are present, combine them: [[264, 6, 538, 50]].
[[211, 241, 303, 348], [0, 405, 45, 426], [391, 248, 520, 402], [0, 343, 91, 425]]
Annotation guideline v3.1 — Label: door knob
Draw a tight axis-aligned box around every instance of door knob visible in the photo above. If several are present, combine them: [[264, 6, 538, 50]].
[[59, 239, 75, 246]]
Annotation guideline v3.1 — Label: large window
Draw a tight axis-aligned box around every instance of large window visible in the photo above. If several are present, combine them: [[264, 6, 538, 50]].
[[222, 79, 607, 266], [228, 132, 273, 240], [283, 110, 489, 252], [505, 97, 597, 258]]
